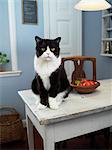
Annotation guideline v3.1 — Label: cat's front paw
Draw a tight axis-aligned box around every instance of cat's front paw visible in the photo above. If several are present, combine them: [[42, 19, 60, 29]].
[[49, 97, 59, 110], [37, 103, 47, 110]]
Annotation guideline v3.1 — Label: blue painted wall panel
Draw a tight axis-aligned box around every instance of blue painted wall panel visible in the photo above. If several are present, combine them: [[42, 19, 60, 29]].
[[0, 0, 11, 70], [83, 11, 112, 79]]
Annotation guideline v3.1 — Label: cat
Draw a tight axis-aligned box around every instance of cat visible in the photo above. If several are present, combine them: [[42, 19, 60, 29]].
[[31, 36, 72, 110]]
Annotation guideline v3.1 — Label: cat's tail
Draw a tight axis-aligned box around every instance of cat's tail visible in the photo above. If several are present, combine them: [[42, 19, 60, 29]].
[[63, 86, 73, 98]]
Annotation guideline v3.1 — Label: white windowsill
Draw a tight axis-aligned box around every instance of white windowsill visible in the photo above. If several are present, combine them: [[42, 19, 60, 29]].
[[0, 70, 22, 77]]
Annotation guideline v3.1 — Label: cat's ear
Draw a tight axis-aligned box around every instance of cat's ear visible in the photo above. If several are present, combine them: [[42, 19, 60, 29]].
[[35, 36, 42, 43], [55, 37, 61, 43]]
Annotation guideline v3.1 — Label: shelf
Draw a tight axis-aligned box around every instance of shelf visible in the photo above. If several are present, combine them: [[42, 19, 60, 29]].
[[102, 38, 112, 41], [102, 10, 112, 57], [100, 53, 112, 57], [107, 28, 112, 31], [102, 13, 112, 18]]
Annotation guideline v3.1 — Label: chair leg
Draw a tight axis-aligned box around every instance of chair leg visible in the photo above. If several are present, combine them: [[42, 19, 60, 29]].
[[90, 134, 96, 148], [56, 141, 67, 150], [62, 141, 67, 148], [85, 133, 96, 148], [56, 143, 61, 150], [104, 128, 110, 149]]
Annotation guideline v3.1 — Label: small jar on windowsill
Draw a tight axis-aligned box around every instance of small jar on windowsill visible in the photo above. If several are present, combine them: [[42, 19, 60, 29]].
[[0, 52, 10, 72]]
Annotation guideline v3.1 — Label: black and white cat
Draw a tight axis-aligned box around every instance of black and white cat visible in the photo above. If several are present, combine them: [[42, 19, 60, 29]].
[[31, 36, 71, 109]]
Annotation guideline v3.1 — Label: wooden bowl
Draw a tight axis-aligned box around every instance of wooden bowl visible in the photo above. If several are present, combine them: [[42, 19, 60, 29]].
[[70, 81, 100, 94]]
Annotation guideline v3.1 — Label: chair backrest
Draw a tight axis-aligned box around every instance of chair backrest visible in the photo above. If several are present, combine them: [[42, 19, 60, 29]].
[[62, 56, 96, 83]]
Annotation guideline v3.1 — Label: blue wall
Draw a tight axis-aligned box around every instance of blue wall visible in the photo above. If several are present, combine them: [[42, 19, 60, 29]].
[[0, 0, 112, 118], [0, 0, 44, 118], [0, 0, 11, 70], [83, 11, 112, 79]]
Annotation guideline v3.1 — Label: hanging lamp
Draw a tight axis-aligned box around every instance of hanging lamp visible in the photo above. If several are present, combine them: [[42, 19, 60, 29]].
[[74, 0, 111, 11]]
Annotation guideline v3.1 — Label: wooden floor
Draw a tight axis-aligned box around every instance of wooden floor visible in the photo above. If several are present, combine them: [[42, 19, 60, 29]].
[[1, 127, 112, 150]]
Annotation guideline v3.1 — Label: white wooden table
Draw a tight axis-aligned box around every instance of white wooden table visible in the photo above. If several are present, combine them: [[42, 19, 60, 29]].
[[18, 79, 112, 150]]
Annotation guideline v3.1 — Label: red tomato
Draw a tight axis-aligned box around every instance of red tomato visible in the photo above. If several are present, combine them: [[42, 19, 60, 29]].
[[82, 82, 86, 86], [79, 83, 83, 86], [84, 80, 91, 86], [87, 82, 91, 86], [78, 79, 98, 87], [81, 79, 87, 82], [89, 81, 95, 85]]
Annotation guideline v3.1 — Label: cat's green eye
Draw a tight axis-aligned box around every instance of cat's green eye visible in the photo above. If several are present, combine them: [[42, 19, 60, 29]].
[[51, 48, 55, 51], [41, 48, 46, 51]]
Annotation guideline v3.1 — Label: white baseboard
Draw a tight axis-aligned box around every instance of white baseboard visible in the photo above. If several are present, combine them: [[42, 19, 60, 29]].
[[22, 119, 26, 128]]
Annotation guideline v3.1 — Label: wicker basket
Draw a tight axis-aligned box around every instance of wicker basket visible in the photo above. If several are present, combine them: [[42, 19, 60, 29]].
[[0, 106, 24, 144]]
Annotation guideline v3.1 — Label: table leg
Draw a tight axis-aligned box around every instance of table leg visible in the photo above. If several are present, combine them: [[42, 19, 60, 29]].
[[26, 115, 34, 150], [43, 126, 55, 150], [43, 139, 55, 150]]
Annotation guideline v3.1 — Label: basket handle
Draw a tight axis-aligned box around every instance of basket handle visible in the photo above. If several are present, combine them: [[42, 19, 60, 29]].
[[0, 105, 18, 114]]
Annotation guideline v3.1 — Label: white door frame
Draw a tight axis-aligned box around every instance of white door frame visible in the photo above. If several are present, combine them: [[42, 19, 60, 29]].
[[43, 0, 82, 55], [43, 0, 50, 38]]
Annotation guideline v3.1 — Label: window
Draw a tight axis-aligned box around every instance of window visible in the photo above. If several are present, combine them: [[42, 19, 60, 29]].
[[0, 0, 21, 77]]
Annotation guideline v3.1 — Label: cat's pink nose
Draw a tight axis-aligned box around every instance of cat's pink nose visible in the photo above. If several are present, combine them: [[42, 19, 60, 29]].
[[46, 53, 50, 55]]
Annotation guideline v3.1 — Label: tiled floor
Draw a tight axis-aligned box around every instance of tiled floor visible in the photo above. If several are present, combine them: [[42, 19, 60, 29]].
[[1, 127, 112, 150]]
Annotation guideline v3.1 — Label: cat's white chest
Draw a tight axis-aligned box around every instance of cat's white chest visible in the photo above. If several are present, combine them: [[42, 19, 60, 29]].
[[37, 62, 51, 90], [34, 55, 61, 90], [42, 75, 50, 90]]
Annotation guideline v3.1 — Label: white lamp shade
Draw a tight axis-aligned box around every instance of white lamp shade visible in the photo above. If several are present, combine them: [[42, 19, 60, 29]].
[[74, 0, 111, 11]]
